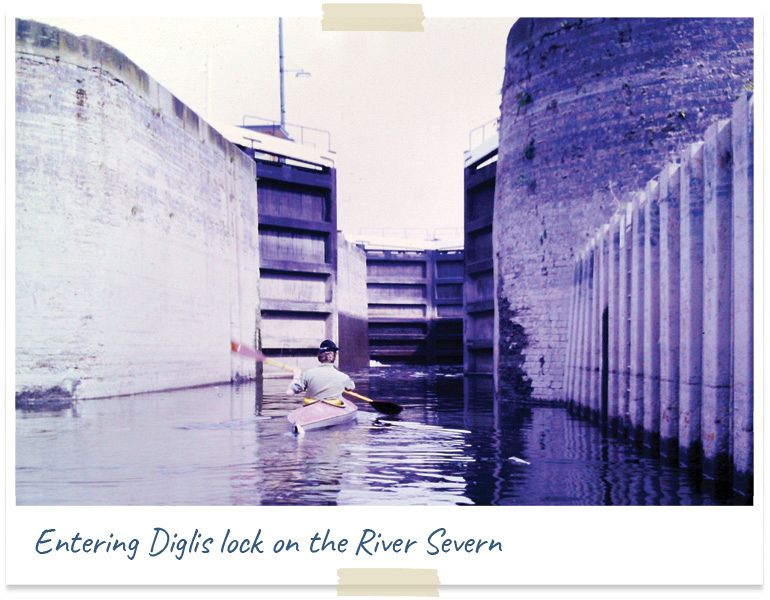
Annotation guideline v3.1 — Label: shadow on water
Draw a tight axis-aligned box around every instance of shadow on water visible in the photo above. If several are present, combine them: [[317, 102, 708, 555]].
[[15, 366, 747, 505]]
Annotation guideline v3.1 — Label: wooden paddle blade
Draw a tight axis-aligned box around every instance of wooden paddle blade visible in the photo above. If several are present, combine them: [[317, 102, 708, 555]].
[[231, 340, 263, 361], [342, 390, 402, 415], [371, 401, 403, 415]]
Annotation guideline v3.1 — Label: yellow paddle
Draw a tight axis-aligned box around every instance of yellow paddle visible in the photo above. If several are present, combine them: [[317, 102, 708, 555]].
[[231, 341, 403, 415]]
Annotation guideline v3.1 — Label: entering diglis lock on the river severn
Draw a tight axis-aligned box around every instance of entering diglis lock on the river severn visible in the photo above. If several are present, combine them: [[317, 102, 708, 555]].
[[15, 16, 754, 508], [33, 526, 503, 561]]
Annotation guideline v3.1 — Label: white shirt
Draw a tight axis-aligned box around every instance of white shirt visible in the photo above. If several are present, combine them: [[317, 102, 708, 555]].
[[287, 364, 355, 400]]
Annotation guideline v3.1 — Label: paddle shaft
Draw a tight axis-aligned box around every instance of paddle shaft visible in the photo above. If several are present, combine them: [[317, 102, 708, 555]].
[[231, 341, 298, 374], [230, 340, 402, 414], [341, 390, 376, 403]]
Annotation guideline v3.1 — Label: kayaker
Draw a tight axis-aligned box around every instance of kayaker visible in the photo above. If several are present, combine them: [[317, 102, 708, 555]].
[[286, 339, 355, 407]]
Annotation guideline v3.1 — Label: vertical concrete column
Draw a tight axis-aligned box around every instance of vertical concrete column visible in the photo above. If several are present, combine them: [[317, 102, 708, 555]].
[[583, 242, 593, 413], [574, 255, 587, 406], [731, 95, 753, 494], [563, 262, 574, 401], [580, 246, 595, 412], [575, 249, 586, 409], [643, 180, 661, 447], [701, 119, 733, 482], [658, 163, 681, 457], [425, 251, 437, 363], [590, 234, 603, 417], [564, 258, 581, 403], [629, 193, 646, 439], [678, 141, 705, 466], [618, 204, 633, 432], [575, 250, 590, 409], [598, 225, 610, 419], [607, 215, 621, 424], [572, 252, 586, 407]]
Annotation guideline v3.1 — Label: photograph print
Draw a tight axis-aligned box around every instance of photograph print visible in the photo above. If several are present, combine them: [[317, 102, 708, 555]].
[[14, 15, 754, 507]]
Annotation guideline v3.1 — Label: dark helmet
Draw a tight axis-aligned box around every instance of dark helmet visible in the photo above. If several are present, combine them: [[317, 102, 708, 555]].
[[318, 339, 339, 353]]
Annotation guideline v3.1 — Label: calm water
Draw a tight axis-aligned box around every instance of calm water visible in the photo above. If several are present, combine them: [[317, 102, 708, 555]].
[[16, 367, 743, 505]]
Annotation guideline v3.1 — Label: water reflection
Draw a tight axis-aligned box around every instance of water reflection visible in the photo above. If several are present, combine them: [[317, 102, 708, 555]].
[[15, 367, 745, 505]]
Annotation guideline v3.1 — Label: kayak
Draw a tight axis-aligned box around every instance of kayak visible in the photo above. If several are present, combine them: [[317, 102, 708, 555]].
[[287, 399, 358, 434]]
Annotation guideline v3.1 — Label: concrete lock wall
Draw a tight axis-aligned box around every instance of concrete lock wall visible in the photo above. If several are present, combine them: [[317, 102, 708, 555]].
[[15, 20, 261, 402], [249, 146, 338, 372], [464, 141, 497, 375], [494, 18, 753, 400], [564, 94, 754, 492], [366, 249, 464, 364], [337, 236, 370, 371]]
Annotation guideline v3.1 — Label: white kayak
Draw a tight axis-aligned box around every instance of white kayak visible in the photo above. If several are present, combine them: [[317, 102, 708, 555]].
[[287, 399, 358, 434]]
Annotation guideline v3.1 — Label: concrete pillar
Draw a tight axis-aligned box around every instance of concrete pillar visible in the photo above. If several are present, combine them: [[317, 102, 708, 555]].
[[731, 94, 753, 494], [658, 163, 681, 457], [573, 255, 586, 406], [643, 180, 661, 447], [590, 234, 603, 417], [598, 225, 610, 420], [678, 141, 705, 466], [629, 193, 646, 439], [607, 216, 621, 424], [564, 258, 580, 403], [576, 247, 588, 411], [701, 119, 733, 482], [573, 252, 587, 408], [618, 204, 633, 432], [562, 262, 574, 401], [580, 245, 595, 413]]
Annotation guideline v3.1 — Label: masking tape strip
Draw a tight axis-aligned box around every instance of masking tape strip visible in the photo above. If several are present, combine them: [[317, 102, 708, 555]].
[[337, 568, 440, 596], [322, 4, 425, 32]]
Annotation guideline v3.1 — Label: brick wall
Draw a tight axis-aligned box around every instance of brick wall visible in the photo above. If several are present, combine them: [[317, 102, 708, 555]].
[[15, 20, 260, 402], [494, 18, 753, 400]]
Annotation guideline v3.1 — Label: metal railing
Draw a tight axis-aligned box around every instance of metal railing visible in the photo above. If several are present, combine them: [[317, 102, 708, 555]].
[[357, 227, 463, 241], [467, 117, 499, 151], [241, 115, 334, 154]]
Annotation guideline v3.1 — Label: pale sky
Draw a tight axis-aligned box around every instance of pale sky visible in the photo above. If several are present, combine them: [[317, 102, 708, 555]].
[[32, 16, 514, 239]]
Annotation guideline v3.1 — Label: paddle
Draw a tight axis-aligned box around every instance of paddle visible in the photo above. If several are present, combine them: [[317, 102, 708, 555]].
[[338, 389, 402, 415], [231, 340, 403, 415]]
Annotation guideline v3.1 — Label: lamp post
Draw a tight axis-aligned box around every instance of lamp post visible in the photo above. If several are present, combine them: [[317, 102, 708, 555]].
[[279, 17, 310, 133]]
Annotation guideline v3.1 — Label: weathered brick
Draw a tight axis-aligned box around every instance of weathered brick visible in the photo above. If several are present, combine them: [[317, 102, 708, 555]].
[[495, 18, 753, 401]]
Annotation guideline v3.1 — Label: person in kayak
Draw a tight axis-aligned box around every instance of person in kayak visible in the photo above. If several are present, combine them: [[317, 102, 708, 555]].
[[286, 339, 355, 407]]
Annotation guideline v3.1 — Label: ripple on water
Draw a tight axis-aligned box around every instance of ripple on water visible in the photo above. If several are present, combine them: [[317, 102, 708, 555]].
[[15, 366, 749, 505]]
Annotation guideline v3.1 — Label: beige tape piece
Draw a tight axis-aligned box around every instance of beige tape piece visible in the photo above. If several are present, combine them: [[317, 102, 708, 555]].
[[337, 568, 439, 596], [322, 3, 425, 31]]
